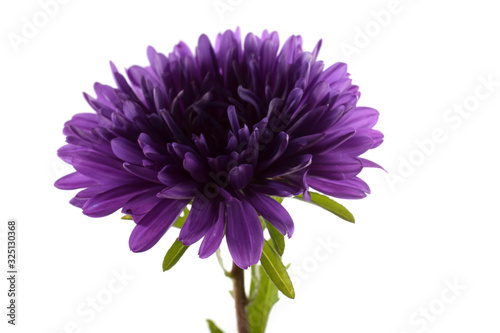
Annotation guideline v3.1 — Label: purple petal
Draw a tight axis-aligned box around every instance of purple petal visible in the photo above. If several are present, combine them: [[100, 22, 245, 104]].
[[57, 144, 88, 164], [157, 183, 196, 199], [282, 167, 309, 192], [246, 190, 294, 237], [280, 35, 301, 64], [126, 65, 159, 88], [122, 186, 164, 216], [249, 180, 302, 197], [207, 155, 230, 173], [122, 101, 146, 122], [260, 37, 279, 75], [257, 132, 289, 171], [228, 164, 253, 190], [72, 151, 139, 185], [65, 113, 98, 131], [358, 157, 385, 170], [227, 105, 240, 136], [123, 163, 161, 183], [129, 199, 190, 252], [82, 183, 151, 218], [111, 138, 144, 165], [308, 177, 369, 199], [333, 136, 376, 156], [261, 154, 312, 178], [195, 34, 219, 78], [75, 185, 115, 199], [309, 129, 356, 155], [70, 196, 87, 208], [244, 32, 260, 60], [322, 62, 348, 85], [110, 62, 135, 97], [309, 156, 363, 180], [337, 107, 379, 129], [183, 152, 210, 183], [158, 165, 190, 186], [238, 86, 265, 118], [199, 202, 226, 259], [55, 172, 98, 190], [226, 198, 264, 269], [179, 196, 218, 246], [160, 110, 190, 145], [94, 83, 122, 110], [307, 81, 330, 108]]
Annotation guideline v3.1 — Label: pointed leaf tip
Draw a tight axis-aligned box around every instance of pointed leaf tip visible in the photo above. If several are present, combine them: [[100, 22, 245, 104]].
[[162, 238, 189, 271], [260, 241, 295, 299], [206, 319, 224, 333], [295, 192, 355, 223]]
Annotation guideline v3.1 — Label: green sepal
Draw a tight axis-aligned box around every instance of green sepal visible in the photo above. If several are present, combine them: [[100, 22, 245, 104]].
[[121, 215, 132, 220]]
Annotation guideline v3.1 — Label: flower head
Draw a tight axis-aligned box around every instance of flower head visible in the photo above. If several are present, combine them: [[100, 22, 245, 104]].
[[55, 29, 383, 269]]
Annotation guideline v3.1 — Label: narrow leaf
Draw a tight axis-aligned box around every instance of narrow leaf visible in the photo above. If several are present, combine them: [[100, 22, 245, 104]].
[[216, 249, 230, 277], [249, 264, 259, 302], [260, 241, 295, 299], [206, 319, 224, 333], [173, 207, 190, 228], [248, 265, 279, 333], [162, 238, 189, 271], [272, 196, 284, 204], [295, 192, 355, 223], [264, 219, 285, 256], [121, 215, 132, 220]]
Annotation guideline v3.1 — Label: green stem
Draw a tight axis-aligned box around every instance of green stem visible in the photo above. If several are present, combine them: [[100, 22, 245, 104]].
[[230, 262, 249, 333]]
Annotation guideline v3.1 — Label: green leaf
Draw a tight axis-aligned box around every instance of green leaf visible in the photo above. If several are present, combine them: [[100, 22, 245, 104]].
[[260, 240, 295, 299], [272, 196, 284, 204], [162, 238, 189, 271], [121, 215, 132, 220], [206, 319, 224, 333], [173, 207, 190, 228], [215, 249, 231, 277], [295, 192, 355, 223], [264, 219, 285, 256], [249, 264, 259, 301], [248, 265, 279, 333]]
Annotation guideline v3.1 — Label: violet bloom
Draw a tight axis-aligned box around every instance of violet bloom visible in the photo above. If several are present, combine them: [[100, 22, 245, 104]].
[[55, 29, 382, 269]]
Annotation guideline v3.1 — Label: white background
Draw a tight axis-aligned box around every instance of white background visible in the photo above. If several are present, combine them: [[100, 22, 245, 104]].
[[1, 0, 499, 332]]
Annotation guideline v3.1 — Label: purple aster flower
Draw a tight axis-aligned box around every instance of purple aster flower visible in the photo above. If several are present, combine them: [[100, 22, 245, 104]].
[[55, 29, 383, 269]]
